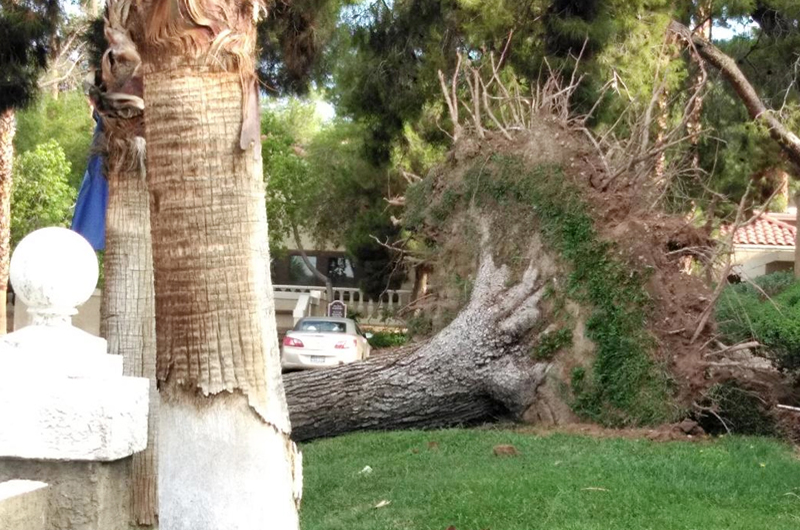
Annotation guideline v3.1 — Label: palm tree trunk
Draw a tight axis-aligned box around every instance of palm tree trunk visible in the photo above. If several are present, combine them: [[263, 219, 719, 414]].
[[140, 54, 299, 530], [95, 3, 160, 522], [0, 108, 15, 335], [101, 136, 158, 526]]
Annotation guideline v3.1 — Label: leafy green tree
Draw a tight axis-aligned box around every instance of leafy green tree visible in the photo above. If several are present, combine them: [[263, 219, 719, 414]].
[[0, 0, 60, 112], [262, 96, 328, 251], [693, 1, 800, 211], [257, 0, 358, 94], [14, 89, 94, 189], [11, 139, 76, 248], [263, 98, 407, 295], [330, 0, 679, 160]]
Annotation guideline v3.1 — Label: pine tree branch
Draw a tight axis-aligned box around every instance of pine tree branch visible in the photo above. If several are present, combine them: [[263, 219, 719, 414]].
[[669, 20, 800, 169]]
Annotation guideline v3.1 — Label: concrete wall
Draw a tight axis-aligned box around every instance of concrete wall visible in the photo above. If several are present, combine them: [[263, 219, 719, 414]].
[[0, 459, 131, 530], [0, 480, 48, 530], [732, 246, 794, 279]]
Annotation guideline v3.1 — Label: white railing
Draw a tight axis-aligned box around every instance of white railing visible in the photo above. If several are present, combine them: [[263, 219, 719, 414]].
[[273, 285, 412, 326], [291, 291, 321, 325]]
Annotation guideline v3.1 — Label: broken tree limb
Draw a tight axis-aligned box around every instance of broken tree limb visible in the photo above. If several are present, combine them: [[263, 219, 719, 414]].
[[283, 247, 552, 442], [669, 20, 800, 168]]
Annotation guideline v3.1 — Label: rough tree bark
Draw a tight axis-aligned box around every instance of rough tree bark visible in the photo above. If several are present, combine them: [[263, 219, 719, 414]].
[[131, 0, 300, 527], [94, 3, 159, 524], [285, 242, 552, 442], [0, 109, 13, 335], [102, 143, 158, 525]]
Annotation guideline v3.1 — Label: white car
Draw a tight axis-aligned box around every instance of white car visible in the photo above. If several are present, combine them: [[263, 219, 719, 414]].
[[281, 317, 372, 370]]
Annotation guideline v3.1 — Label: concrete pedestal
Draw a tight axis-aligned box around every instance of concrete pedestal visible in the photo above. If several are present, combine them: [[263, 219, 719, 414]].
[[0, 480, 48, 530], [0, 228, 151, 530], [0, 460, 131, 530]]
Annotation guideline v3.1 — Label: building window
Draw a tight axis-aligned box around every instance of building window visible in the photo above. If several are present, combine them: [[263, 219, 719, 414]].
[[288, 256, 317, 284], [327, 257, 355, 283]]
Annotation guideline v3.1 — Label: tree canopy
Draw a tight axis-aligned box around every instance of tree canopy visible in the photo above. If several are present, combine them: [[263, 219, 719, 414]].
[[0, 0, 60, 111]]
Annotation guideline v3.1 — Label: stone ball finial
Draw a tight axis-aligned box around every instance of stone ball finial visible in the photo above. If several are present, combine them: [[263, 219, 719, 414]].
[[10, 227, 98, 321]]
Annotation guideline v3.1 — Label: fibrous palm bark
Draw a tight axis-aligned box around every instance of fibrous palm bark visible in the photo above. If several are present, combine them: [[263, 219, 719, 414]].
[[93, 3, 159, 524], [131, 1, 300, 528], [0, 109, 14, 335], [102, 139, 158, 525]]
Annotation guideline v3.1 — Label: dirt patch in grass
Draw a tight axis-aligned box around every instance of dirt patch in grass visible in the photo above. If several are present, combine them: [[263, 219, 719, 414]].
[[506, 422, 712, 443]]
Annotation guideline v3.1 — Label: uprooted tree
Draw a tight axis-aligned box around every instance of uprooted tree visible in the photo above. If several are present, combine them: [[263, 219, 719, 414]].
[[283, 57, 744, 441], [284, 25, 800, 440]]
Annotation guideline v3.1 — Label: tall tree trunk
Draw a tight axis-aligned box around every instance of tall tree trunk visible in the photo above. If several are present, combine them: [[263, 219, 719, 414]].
[[95, 4, 159, 523], [101, 138, 158, 525], [292, 222, 333, 302], [285, 247, 552, 442], [0, 108, 15, 335], [134, 2, 300, 527]]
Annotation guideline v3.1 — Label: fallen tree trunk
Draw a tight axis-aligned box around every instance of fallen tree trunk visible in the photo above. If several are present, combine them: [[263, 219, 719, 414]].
[[284, 244, 551, 442]]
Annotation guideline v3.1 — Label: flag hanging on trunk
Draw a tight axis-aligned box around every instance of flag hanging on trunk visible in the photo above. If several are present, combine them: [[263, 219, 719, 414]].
[[71, 116, 107, 251]]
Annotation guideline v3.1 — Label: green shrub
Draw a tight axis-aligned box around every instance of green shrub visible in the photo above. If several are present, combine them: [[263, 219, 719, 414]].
[[368, 330, 409, 349], [15, 90, 94, 189], [716, 273, 800, 371], [752, 271, 796, 297], [11, 139, 76, 248]]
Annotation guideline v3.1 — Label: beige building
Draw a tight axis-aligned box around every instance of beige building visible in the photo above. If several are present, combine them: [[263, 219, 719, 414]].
[[10, 239, 412, 337], [271, 236, 412, 334], [725, 210, 796, 279]]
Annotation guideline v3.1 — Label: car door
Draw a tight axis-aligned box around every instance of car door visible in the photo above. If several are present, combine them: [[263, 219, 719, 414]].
[[355, 324, 367, 360]]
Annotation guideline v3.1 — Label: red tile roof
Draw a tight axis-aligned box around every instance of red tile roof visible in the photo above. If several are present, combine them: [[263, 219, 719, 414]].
[[721, 214, 796, 247]]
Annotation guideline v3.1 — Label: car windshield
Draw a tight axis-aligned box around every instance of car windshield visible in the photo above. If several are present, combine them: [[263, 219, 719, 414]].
[[296, 320, 347, 333]]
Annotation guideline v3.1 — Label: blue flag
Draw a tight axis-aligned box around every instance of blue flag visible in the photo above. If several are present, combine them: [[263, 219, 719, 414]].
[[71, 117, 107, 251]]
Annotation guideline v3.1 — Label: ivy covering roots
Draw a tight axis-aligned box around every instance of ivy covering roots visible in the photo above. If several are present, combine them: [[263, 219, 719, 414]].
[[453, 156, 672, 424]]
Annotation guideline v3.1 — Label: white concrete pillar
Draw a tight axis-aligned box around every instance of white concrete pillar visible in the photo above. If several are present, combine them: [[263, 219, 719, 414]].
[[0, 228, 150, 530]]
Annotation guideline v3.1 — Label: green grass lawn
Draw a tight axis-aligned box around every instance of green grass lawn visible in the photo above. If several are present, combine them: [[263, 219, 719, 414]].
[[299, 429, 800, 530]]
